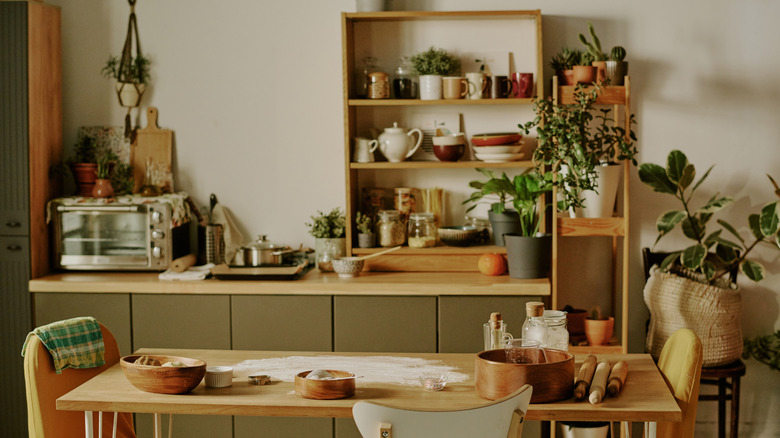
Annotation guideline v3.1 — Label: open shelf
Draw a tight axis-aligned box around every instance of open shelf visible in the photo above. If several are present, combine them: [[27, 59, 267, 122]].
[[350, 160, 534, 170], [348, 98, 534, 106]]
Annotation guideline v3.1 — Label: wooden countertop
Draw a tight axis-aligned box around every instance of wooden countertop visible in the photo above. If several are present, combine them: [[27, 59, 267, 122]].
[[29, 270, 550, 296]]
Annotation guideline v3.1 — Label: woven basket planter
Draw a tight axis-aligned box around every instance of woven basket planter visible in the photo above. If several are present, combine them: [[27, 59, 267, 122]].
[[643, 266, 742, 367]]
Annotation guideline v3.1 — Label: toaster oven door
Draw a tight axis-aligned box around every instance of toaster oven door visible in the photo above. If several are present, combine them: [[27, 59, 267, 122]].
[[57, 206, 151, 269]]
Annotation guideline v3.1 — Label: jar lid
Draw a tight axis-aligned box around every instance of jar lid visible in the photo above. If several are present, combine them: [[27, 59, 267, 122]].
[[378, 209, 400, 218], [409, 212, 434, 222], [369, 71, 388, 80], [543, 310, 567, 320], [243, 235, 280, 250]]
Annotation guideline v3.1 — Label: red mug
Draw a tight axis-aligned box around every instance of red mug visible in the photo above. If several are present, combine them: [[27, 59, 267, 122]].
[[512, 73, 534, 98]]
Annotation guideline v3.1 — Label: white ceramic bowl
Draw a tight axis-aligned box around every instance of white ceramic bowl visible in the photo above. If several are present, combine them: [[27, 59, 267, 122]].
[[471, 144, 523, 154], [474, 152, 525, 163], [205, 366, 233, 388], [332, 257, 365, 278]]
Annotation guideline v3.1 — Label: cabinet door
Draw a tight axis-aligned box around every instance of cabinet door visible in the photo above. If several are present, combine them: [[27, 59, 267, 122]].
[[438, 296, 542, 353], [232, 295, 332, 351], [131, 294, 231, 350], [33, 292, 133, 355], [334, 296, 436, 352]]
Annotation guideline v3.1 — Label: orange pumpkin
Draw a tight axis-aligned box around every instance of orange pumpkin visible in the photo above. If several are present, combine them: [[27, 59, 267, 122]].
[[478, 253, 507, 276]]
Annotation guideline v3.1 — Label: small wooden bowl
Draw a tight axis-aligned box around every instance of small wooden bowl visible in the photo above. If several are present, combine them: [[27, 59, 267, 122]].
[[120, 355, 207, 394], [475, 348, 574, 403], [294, 370, 356, 399]]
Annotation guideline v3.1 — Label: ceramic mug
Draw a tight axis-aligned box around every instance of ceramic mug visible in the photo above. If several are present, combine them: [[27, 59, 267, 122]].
[[353, 137, 378, 163], [442, 76, 468, 99], [512, 72, 534, 98], [466, 72, 489, 100], [491, 75, 514, 99]]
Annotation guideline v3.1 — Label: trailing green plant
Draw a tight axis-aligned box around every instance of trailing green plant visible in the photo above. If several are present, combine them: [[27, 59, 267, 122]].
[[743, 331, 780, 372], [463, 168, 552, 237], [109, 161, 134, 195], [410, 47, 460, 76], [519, 84, 637, 210], [102, 54, 151, 84], [578, 22, 607, 62], [305, 208, 347, 239], [550, 47, 580, 72], [355, 211, 373, 234], [638, 150, 780, 284], [610, 46, 627, 61]]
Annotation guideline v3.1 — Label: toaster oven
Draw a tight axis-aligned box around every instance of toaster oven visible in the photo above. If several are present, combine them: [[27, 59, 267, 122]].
[[51, 200, 192, 271]]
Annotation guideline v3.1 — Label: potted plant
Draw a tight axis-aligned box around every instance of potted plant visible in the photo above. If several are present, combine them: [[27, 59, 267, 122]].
[[520, 84, 638, 217], [462, 168, 521, 246], [305, 208, 347, 272], [68, 134, 100, 196], [550, 47, 580, 86], [639, 149, 780, 366], [355, 211, 375, 248], [572, 51, 596, 85], [605, 46, 628, 86], [410, 46, 460, 100], [584, 306, 614, 346], [578, 22, 607, 83], [102, 54, 151, 108], [743, 331, 780, 372], [92, 150, 116, 198]]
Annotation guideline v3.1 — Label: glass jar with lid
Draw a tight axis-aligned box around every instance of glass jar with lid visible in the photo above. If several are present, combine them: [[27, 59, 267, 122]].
[[354, 56, 377, 98], [407, 212, 437, 248], [543, 309, 569, 351], [367, 71, 390, 99], [376, 210, 405, 247], [464, 215, 491, 244], [393, 56, 416, 99]]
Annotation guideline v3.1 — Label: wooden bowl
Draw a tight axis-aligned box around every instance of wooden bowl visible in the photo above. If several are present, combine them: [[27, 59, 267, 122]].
[[475, 348, 574, 403], [294, 370, 356, 399], [120, 355, 207, 394]]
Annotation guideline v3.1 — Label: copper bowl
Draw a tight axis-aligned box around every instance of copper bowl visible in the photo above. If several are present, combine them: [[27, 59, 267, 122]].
[[120, 355, 206, 394], [475, 348, 574, 403]]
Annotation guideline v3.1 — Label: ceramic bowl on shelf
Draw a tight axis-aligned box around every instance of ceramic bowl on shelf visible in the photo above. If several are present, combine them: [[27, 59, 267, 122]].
[[470, 132, 523, 146], [432, 133, 465, 146], [471, 143, 524, 154], [120, 355, 206, 394], [474, 152, 525, 163], [438, 226, 480, 247], [433, 144, 465, 162]]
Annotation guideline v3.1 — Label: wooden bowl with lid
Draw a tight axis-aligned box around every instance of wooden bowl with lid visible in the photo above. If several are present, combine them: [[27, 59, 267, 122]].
[[120, 355, 206, 394], [475, 348, 574, 403], [294, 370, 356, 399]]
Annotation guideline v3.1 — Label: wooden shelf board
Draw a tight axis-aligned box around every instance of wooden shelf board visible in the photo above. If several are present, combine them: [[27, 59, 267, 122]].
[[348, 98, 534, 106], [353, 245, 506, 255], [350, 161, 534, 170], [557, 217, 626, 236], [344, 10, 541, 22], [556, 85, 626, 105]]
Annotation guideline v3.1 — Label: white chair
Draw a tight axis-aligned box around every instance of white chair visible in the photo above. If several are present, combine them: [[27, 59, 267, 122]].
[[352, 384, 532, 438]]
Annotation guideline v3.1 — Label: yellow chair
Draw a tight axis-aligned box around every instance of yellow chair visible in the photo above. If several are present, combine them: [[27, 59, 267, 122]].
[[23, 321, 136, 438], [352, 384, 532, 438], [652, 328, 704, 438]]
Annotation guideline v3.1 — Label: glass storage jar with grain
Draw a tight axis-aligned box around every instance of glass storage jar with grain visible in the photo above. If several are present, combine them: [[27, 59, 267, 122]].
[[407, 212, 437, 248], [376, 210, 405, 247]]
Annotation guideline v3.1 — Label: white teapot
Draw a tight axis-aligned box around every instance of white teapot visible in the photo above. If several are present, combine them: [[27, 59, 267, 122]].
[[377, 122, 422, 162]]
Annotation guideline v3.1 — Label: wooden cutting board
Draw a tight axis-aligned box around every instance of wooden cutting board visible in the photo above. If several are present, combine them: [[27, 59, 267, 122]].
[[132, 107, 173, 193]]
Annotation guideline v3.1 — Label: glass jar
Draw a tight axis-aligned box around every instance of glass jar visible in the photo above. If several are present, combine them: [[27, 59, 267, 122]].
[[393, 56, 416, 99], [407, 212, 437, 248], [355, 56, 377, 98], [543, 310, 569, 351], [376, 210, 405, 247], [521, 301, 548, 347], [367, 71, 390, 99], [464, 215, 491, 244]]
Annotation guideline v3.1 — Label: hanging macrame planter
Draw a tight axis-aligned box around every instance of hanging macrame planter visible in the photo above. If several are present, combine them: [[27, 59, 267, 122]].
[[115, 0, 149, 138]]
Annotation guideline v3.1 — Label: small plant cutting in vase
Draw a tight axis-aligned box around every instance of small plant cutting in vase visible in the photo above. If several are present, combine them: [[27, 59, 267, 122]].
[[410, 46, 460, 100], [639, 149, 780, 366], [305, 208, 347, 272], [355, 211, 374, 248], [92, 149, 117, 198], [520, 84, 637, 217]]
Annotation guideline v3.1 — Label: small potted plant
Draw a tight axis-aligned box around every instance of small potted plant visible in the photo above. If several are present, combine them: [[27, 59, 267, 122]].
[[355, 211, 375, 248], [92, 150, 116, 198], [410, 46, 461, 100], [68, 134, 100, 196], [605, 46, 628, 85], [102, 54, 151, 108], [463, 168, 521, 246], [550, 47, 580, 86], [584, 306, 614, 346], [305, 208, 347, 272], [578, 22, 607, 83]]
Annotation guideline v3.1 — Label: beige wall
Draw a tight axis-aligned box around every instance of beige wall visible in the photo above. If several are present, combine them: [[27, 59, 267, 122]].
[[49, 0, 780, 435]]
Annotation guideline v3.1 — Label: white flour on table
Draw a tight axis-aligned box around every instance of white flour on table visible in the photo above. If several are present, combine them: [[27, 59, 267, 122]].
[[231, 355, 468, 386]]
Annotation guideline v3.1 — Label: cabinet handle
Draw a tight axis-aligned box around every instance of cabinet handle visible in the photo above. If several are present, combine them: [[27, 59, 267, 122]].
[[6, 244, 22, 251], [5, 221, 21, 228]]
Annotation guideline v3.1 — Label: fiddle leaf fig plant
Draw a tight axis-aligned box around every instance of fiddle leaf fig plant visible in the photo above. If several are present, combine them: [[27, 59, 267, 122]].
[[639, 149, 780, 284]]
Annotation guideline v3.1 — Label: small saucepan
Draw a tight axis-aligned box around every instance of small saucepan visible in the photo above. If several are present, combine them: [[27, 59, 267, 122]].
[[240, 235, 293, 266]]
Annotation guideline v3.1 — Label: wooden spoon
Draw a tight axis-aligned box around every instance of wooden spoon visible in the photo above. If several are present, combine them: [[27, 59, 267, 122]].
[[354, 246, 402, 261]]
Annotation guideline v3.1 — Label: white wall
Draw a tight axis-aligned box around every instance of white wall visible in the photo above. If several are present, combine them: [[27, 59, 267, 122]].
[[50, 0, 780, 435]]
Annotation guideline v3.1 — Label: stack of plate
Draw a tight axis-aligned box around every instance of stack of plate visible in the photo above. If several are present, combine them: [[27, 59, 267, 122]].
[[471, 133, 525, 162]]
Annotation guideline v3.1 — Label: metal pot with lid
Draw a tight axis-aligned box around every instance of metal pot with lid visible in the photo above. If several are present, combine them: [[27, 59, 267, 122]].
[[240, 235, 292, 266]]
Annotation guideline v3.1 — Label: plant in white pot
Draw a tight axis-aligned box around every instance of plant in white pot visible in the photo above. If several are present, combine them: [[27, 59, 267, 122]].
[[639, 149, 780, 366], [102, 54, 151, 109], [520, 84, 637, 218], [410, 47, 460, 100], [305, 208, 347, 272]]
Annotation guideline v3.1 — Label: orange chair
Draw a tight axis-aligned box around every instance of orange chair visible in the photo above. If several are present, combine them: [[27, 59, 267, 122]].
[[24, 322, 136, 438]]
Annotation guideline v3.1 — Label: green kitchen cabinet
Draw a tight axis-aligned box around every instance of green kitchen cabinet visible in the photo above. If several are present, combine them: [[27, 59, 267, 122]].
[[232, 295, 332, 351], [235, 417, 333, 438], [135, 414, 232, 438], [33, 292, 133, 355]]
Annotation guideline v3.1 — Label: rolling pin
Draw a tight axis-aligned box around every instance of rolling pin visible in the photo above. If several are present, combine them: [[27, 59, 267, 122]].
[[171, 254, 197, 273], [607, 360, 628, 396], [588, 359, 612, 405], [573, 354, 597, 400]]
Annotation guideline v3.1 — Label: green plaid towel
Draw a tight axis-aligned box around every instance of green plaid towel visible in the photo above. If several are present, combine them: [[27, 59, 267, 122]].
[[22, 317, 105, 374]]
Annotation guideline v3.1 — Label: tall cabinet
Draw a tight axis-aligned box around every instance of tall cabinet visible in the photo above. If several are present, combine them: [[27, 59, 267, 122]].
[[0, 1, 62, 436]]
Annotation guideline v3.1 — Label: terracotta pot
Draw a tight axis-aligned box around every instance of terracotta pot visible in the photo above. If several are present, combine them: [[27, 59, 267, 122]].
[[70, 163, 98, 196], [572, 65, 597, 85], [584, 317, 614, 346], [92, 179, 114, 198], [562, 69, 575, 85], [591, 61, 607, 84]]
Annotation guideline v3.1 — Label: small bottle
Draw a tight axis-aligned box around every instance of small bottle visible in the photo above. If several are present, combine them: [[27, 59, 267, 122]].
[[522, 301, 548, 346], [407, 212, 436, 248], [355, 56, 377, 98], [543, 310, 569, 351], [489, 312, 504, 350], [376, 210, 405, 247]]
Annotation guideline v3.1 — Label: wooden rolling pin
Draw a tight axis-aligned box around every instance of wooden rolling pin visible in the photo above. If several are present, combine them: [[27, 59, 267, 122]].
[[171, 254, 197, 273], [607, 360, 628, 396], [588, 359, 612, 405], [573, 354, 597, 400]]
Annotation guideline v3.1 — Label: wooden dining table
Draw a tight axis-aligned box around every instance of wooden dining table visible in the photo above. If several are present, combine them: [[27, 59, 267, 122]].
[[57, 349, 681, 436]]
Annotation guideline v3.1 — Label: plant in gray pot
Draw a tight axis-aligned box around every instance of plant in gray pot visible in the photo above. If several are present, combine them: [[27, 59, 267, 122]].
[[605, 46, 628, 86], [355, 211, 375, 248], [463, 168, 521, 246]]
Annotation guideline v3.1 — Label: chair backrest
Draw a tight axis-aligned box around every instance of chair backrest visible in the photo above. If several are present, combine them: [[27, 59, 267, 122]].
[[655, 328, 704, 438], [352, 384, 532, 438], [23, 322, 136, 438]]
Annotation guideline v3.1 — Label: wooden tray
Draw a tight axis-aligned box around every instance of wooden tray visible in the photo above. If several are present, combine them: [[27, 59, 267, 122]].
[[210, 263, 311, 281]]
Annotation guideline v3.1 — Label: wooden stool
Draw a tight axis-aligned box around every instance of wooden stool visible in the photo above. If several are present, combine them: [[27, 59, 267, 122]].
[[698, 359, 746, 438]]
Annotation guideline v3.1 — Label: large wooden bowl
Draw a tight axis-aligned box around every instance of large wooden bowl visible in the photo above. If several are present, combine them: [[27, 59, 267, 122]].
[[475, 348, 574, 403], [120, 355, 207, 394], [294, 370, 356, 400]]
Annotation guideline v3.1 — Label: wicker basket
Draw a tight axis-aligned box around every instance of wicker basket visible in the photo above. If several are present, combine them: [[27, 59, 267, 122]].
[[643, 266, 742, 367]]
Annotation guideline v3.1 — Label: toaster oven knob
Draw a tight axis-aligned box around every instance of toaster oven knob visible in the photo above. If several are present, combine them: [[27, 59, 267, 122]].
[[151, 230, 165, 239], [151, 211, 162, 223], [152, 246, 162, 258]]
